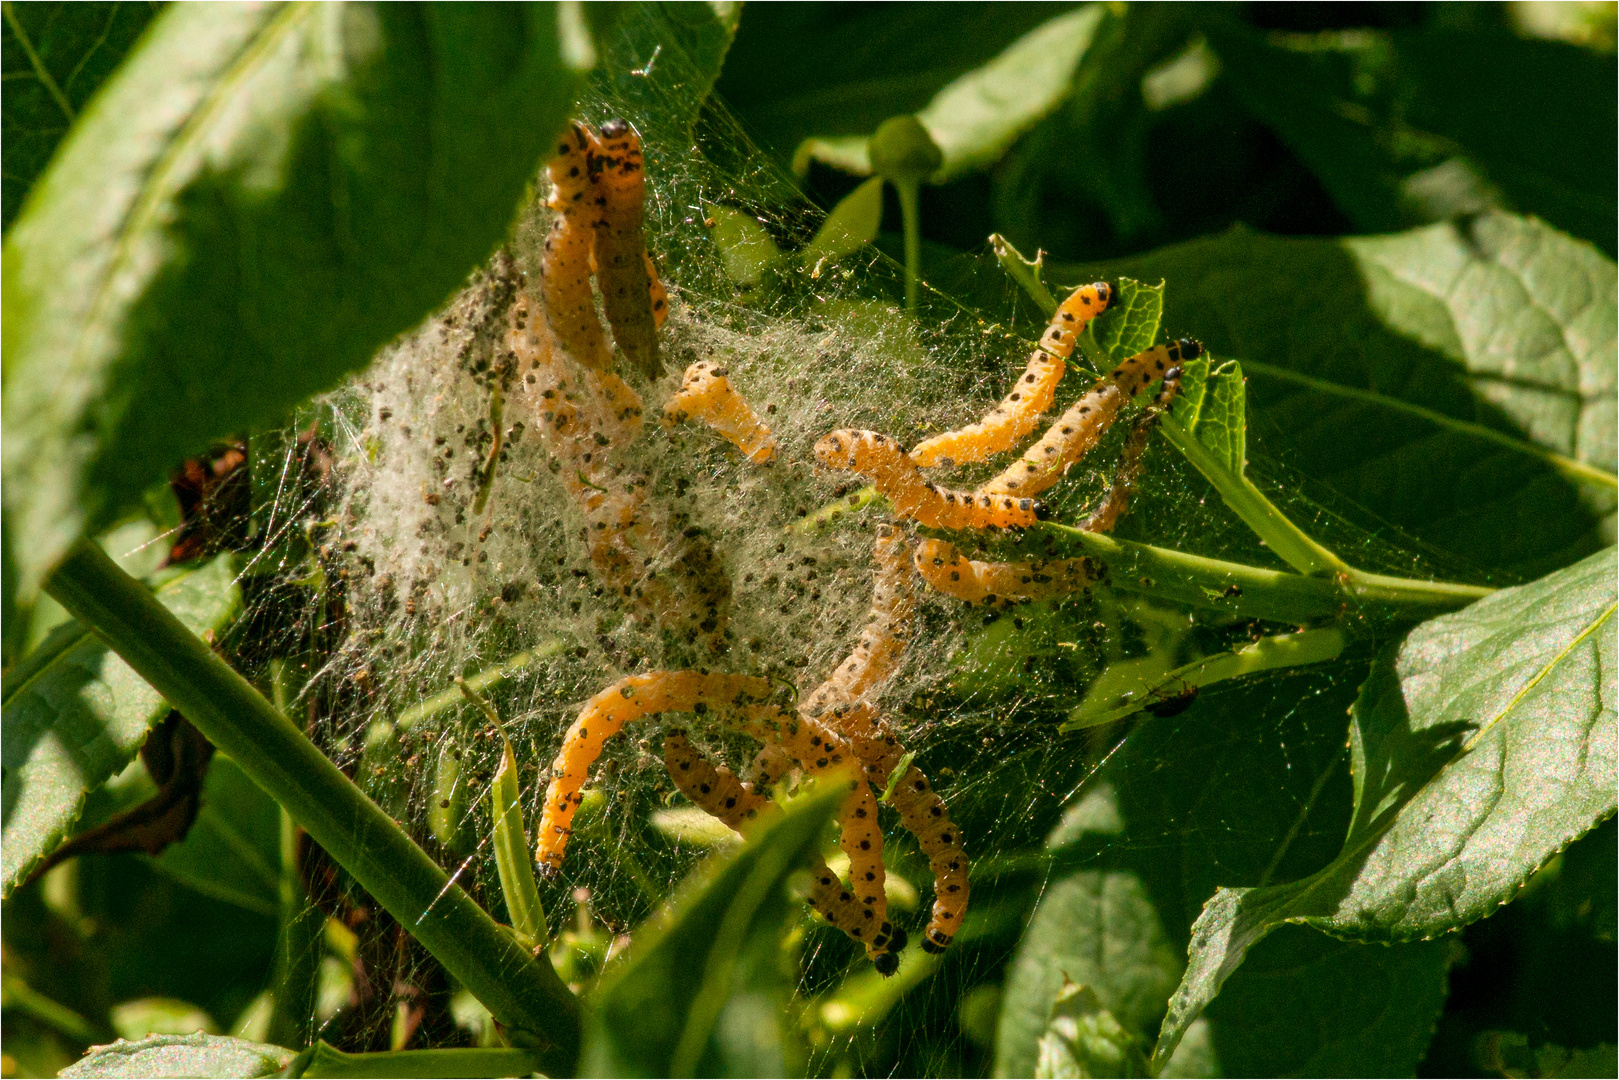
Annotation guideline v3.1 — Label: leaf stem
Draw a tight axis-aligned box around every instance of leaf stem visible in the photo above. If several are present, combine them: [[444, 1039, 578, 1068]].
[[44, 542, 579, 1069], [1242, 360, 1618, 491], [1157, 411, 1350, 578], [894, 178, 923, 312]]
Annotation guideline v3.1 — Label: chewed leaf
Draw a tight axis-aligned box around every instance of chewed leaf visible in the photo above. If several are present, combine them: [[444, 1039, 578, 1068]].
[[1152, 546, 1618, 1068], [582, 778, 846, 1078], [1, 554, 241, 895], [1033, 982, 1149, 1079], [1088, 277, 1164, 365]]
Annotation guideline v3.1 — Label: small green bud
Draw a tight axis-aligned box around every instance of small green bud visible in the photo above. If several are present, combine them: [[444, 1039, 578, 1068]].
[[869, 115, 943, 185]]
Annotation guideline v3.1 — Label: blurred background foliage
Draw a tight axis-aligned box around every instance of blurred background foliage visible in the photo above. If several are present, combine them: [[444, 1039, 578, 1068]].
[[1, 2, 1613, 1078]]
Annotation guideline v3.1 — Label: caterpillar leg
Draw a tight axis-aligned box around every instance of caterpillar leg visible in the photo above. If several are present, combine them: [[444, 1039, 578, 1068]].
[[662, 730, 905, 970], [663, 361, 778, 463], [536, 671, 773, 872], [838, 704, 969, 957], [979, 339, 1201, 499], [912, 538, 1101, 606], [803, 524, 914, 719], [910, 283, 1112, 468], [592, 119, 662, 379], [814, 430, 1043, 530]]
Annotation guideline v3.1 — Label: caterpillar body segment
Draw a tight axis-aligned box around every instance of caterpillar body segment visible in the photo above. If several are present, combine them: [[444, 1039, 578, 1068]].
[[585, 369, 646, 448], [815, 430, 1043, 530], [541, 123, 614, 371], [663, 361, 778, 463], [909, 283, 1112, 468], [1080, 360, 1184, 533], [804, 524, 914, 719], [979, 338, 1201, 499], [913, 539, 1101, 605], [839, 705, 969, 957], [536, 672, 773, 871], [591, 119, 662, 379], [662, 730, 905, 969]]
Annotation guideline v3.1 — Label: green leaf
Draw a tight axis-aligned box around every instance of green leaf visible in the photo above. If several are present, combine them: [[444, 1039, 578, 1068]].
[[60, 1033, 294, 1079], [150, 754, 280, 917], [587, 1, 739, 139], [2, 3, 591, 598], [1197, 926, 1452, 1077], [721, 5, 1072, 164], [704, 204, 784, 287], [1088, 275, 1163, 363], [491, 734, 546, 947], [1153, 546, 1617, 1068], [916, 5, 1107, 183], [0, 0, 160, 231], [995, 790, 1181, 1078], [581, 778, 847, 1078], [1, 553, 240, 894], [793, 6, 1108, 182], [289, 1040, 546, 1079], [802, 176, 883, 272], [1033, 981, 1149, 1079], [1068, 212, 1617, 580]]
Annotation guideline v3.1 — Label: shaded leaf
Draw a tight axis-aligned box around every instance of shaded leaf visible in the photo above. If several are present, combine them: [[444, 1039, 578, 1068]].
[[150, 753, 280, 918], [1069, 212, 1617, 580], [1034, 982, 1148, 1078], [1154, 546, 1617, 1067], [1, 554, 241, 893], [704, 204, 784, 286], [0, 1, 160, 231], [2, 3, 591, 597], [581, 779, 846, 1077], [60, 1033, 293, 1079], [587, 1, 739, 139], [289, 1040, 545, 1079]]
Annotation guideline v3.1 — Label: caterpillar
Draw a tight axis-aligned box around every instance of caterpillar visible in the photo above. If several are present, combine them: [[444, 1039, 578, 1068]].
[[592, 119, 663, 379], [537, 672, 774, 871], [662, 729, 906, 971], [645, 252, 669, 330], [909, 282, 1112, 468], [803, 524, 913, 719], [912, 538, 1101, 606], [541, 123, 614, 371], [815, 430, 1044, 530], [839, 704, 969, 956], [979, 339, 1200, 499], [663, 361, 778, 464]]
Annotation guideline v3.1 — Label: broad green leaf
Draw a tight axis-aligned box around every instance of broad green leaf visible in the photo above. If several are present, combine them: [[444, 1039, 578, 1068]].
[[1197, 926, 1451, 1077], [802, 176, 883, 271], [582, 778, 846, 1078], [2, 3, 591, 598], [793, 6, 1108, 183], [150, 754, 280, 918], [995, 788, 1181, 1078], [288, 1040, 546, 1079], [1202, 19, 1617, 255], [60, 1033, 294, 1079], [491, 734, 546, 946], [1, 553, 241, 893], [720, 5, 1070, 165], [1153, 546, 1617, 1067], [0, 0, 160, 231], [1033, 982, 1149, 1078], [1069, 212, 1617, 580]]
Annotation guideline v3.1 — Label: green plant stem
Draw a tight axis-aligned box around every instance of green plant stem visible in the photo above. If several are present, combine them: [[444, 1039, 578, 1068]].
[[45, 541, 579, 1070], [1036, 522, 1491, 623], [894, 178, 923, 312], [1242, 360, 1618, 491], [1157, 412, 1349, 578], [266, 658, 323, 1050]]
